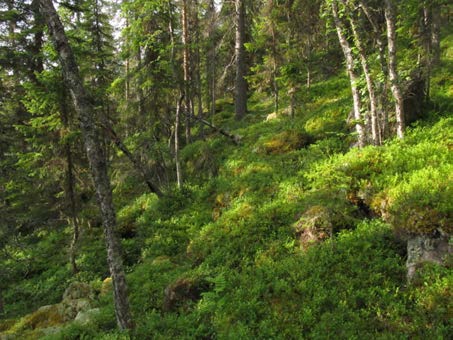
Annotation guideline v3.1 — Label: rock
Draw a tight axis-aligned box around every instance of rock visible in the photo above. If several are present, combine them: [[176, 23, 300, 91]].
[[60, 298, 93, 321], [12, 304, 65, 331], [163, 278, 210, 312], [406, 231, 452, 282], [62, 282, 95, 301], [74, 308, 100, 325]]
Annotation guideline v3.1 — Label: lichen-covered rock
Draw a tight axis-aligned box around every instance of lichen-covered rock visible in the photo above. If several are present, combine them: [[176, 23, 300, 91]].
[[74, 308, 100, 325], [9, 304, 65, 332], [62, 282, 95, 301], [60, 298, 93, 321], [407, 232, 452, 282]]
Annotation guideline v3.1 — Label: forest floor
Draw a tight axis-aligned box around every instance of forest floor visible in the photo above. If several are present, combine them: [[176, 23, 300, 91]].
[[1, 39, 452, 339]]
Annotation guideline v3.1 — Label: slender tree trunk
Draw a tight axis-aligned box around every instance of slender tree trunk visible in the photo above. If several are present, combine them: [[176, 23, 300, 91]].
[[102, 123, 163, 197], [360, 0, 389, 142], [349, 12, 379, 145], [271, 22, 279, 114], [431, 4, 441, 65], [206, 0, 216, 121], [175, 95, 183, 188], [59, 92, 80, 274], [181, 0, 192, 143], [193, 0, 203, 131], [331, 0, 365, 147], [384, 0, 405, 139], [39, 0, 133, 330], [289, 87, 296, 119], [234, 0, 247, 120]]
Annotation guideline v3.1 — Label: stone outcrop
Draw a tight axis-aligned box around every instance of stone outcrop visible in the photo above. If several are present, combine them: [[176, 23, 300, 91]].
[[0, 281, 96, 338], [406, 231, 452, 282]]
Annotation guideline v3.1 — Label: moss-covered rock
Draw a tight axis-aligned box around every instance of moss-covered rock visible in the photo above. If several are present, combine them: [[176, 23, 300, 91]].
[[62, 282, 95, 302]]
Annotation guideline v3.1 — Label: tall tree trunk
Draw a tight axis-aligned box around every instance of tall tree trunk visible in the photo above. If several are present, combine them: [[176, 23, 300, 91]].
[[39, 0, 133, 330], [234, 0, 247, 120], [331, 0, 365, 147], [175, 95, 183, 188], [193, 0, 203, 133], [59, 91, 80, 274], [181, 0, 192, 143], [206, 0, 216, 121], [349, 11, 379, 145], [431, 4, 441, 65], [360, 0, 389, 141], [384, 0, 405, 139]]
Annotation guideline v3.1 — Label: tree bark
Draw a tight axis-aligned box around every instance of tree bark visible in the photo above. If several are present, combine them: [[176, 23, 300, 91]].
[[234, 0, 247, 120], [349, 10, 380, 145], [384, 0, 405, 139], [206, 0, 217, 121], [360, 0, 389, 141], [331, 0, 365, 147], [175, 95, 183, 188], [39, 0, 133, 330], [181, 0, 192, 143]]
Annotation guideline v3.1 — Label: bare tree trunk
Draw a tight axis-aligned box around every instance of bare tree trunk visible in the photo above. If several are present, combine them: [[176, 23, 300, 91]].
[[234, 0, 247, 120], [182, 0, 192, 143], [331, 0, 365, 147], [193, 0, 203, 134], [102, 123, 163, 197], [206, 0, 217, 121], [385, 0, 405, 139], [39, 0, 133, 330], [360, 0, 389, 142], [349, 12, 380, 145], [59, 93, 80, 274], [175, 95, 183, 188], [431, 4, 441, 65]]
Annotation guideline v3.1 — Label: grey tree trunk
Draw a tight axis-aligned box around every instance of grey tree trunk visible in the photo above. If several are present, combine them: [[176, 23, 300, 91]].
[[39, 0, 133, 330], [234, 0, 247, 120], [331, 0, 365, 147], [181, 0, 192, 143], [206, 0, 216, 121], [360, 0, 389, 142], [431, 5, 441, 65], [175, 95, 183, 188], [384, 0, 405, 139], [349, 12, 380, 145]]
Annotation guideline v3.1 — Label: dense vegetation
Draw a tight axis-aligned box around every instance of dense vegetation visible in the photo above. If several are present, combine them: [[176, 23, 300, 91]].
[[0, 0, 451, 338]]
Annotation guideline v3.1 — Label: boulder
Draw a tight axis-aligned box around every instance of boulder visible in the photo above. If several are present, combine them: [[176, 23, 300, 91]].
[[407, 231, 452, 282], [60, 298, 93, 321], [62, 282, 95, 302], [74, 308, 100, 325], [163, 278, 210, 312]]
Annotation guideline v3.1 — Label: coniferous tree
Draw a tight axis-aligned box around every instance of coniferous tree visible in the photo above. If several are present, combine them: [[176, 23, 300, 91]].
[[39, 0, 133, 329]]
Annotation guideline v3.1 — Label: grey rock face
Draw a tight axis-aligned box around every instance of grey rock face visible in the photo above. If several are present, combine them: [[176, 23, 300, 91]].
[[407, 232, 451, 282]]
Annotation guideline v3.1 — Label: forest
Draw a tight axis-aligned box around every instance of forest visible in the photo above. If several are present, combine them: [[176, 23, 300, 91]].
[[0, 0, 452, 338]]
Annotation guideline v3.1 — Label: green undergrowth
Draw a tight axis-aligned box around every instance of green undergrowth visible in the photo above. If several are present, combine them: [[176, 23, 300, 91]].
[[3, 68, 452, 338]]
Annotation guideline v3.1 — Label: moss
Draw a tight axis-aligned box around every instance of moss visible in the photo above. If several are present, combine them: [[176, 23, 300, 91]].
[[0, 319, 17, 332], [262, 130, 311, 154], [9, 304, 64, 333]]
